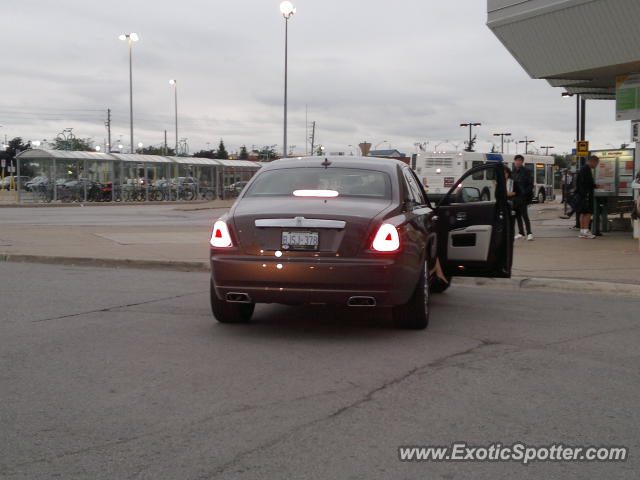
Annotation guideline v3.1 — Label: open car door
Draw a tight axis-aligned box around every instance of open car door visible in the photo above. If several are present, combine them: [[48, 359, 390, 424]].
[[435, 163, 514, 278]]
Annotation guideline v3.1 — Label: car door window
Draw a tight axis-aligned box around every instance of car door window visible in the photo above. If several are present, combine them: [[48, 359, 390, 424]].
[[402, 170, 417, 204], [472, 161, 485, 180], [403, 169, 425, 205]]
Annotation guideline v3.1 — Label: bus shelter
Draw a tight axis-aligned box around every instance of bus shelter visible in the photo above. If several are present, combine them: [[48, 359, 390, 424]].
[[14, 149, 261, 203]]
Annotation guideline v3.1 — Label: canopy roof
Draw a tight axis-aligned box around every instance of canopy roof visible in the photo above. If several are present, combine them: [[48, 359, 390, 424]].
[[487, 0, 639, 98], [17, 149, 261, 168]]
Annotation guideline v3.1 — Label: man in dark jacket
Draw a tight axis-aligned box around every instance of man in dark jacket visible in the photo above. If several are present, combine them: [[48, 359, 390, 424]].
[[576, 155, 599, 239], [512, 155, 534, 240]]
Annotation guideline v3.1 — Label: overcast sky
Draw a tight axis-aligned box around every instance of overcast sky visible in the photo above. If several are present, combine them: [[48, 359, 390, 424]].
[[2, 0, 630, 156]]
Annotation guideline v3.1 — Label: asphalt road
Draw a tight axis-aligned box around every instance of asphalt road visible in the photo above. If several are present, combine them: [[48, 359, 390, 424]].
[[1, 263, 639, 479]]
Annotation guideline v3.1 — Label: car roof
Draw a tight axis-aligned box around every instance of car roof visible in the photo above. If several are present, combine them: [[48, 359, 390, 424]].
[[259, 156, 407, 175]]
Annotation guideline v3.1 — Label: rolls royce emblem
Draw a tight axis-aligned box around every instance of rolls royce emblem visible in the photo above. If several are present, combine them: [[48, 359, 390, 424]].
[[294, 216, 304, 227]]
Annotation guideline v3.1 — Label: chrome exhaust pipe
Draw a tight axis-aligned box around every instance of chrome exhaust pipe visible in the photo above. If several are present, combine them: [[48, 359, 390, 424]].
[[226, 292, 252, 303], [347, 296, 376, 307]]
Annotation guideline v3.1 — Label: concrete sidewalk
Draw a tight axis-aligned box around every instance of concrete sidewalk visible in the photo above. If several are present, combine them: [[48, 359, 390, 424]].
[[1, 201, 638, 286], [510, 203, 640, 284]]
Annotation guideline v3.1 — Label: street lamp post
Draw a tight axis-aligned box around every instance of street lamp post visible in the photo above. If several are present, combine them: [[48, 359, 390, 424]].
[[493, 132, 511, 153], [460, 122, 481, 151], [119, 33, 139, 154], [280, 1, 296, 158], [562, 92, 581, 145], [540, 145, 555, 156], [518, 136, 535, 154], [169, 79, 178, 156]]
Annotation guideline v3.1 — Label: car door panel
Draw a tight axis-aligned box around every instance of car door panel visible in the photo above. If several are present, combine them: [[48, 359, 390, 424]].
[[435, 163, 513, 278], [448, 225, 493, 262]]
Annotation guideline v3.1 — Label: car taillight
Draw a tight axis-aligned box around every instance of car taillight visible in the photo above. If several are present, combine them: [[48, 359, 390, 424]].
[[371, 223, 400, 252], [210, 220, 233, 248]]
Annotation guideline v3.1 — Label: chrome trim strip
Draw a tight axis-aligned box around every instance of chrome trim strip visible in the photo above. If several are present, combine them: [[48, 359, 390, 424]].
[[255, 217, 346, 229]]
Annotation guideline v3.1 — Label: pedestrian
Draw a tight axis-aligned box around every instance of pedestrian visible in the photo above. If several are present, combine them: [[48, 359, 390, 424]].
[[504, 166, 514, 196], [561, 169, 573, 204], [575, 155, 600, 239], [504, 167, 516, 209], [511, 155, 534, 241]]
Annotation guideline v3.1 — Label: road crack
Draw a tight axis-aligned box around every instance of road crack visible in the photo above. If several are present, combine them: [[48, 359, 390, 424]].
[[31, 291, 207, 323], [199, 339, 504, 479]]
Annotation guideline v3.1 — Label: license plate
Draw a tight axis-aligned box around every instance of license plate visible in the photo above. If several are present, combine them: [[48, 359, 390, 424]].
[[282, 231, 319, 251]]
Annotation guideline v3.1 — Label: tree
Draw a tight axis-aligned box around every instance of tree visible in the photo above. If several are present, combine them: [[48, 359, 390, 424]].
[[139, 145, 175, 156], [52, 137, 94, 151], [464, 135, 477, 153], [553, 154, 571, 170], [193, 149, 216, 159], [1, 137, 30, 160], [256, 145, 278, 161], [216, 140, 229, 159], [239, 145, 248, 160], [0, 137, 34, 176]]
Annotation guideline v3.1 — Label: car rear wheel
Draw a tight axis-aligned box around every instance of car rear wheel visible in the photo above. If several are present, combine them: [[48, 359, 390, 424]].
[[210, 279, 255, 323], [392, 260, 430, 330]]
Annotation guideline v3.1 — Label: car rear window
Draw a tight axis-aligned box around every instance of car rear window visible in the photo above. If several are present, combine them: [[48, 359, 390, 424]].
[[245, 168, 391, 199]]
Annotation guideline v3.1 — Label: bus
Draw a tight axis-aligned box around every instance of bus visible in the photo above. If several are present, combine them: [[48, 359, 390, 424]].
[[412, 151, 556, 203]]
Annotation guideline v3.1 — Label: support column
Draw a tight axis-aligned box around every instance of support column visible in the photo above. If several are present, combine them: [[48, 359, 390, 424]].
[[633, 142, 640, 240]]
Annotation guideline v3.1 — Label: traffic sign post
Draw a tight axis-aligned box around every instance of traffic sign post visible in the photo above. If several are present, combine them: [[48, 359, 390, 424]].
[[576, 140, 589, 157]]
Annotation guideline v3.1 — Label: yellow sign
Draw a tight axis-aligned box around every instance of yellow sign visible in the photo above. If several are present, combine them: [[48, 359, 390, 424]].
[[577, 141, 589, 157]]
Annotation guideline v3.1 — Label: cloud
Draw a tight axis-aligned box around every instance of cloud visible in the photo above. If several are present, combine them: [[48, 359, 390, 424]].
[[1, 0, 629, 155]]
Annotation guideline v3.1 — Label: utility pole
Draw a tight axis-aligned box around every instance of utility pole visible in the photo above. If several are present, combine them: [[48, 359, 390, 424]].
[[493, 132, 511, 153], [105, 109, 112, 153], [164, 130, 168, 155], [540, 145, 554, 156], [460, 122, 481, 151], [518, 136, 535, 154], [309, 121, 316, 156]]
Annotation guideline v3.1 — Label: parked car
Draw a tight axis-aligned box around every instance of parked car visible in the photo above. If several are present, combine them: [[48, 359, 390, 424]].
[[26, 176, 50, 191], [1, 176, 30, 190], [209, 156, 514, 329]]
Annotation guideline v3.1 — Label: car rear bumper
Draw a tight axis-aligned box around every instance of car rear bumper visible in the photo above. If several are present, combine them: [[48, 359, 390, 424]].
[[210, 253, 419, 307]]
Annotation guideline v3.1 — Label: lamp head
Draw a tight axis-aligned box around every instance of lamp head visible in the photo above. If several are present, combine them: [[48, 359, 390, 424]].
[[169, 79, 176, 86], [119, 33, 139, 42], [280, 1, 296, 18]]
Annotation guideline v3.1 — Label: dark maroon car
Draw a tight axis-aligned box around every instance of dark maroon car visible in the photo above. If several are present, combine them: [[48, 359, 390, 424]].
[[209, 156, 513, 329]]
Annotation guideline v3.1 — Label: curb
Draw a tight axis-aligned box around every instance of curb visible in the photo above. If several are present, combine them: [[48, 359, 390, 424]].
[[0, 254, 209, 272], [2, 253, 639, 297], [0, 200, 235, 209], [453, 276, 640, 298]]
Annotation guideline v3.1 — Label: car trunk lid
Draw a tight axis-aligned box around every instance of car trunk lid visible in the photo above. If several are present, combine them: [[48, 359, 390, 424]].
[[232, 197, 392, 256]]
